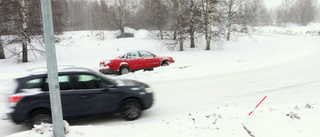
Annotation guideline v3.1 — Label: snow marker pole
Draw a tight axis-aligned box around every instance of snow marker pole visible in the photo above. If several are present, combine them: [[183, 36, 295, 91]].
[[249, 96, 267, 116]]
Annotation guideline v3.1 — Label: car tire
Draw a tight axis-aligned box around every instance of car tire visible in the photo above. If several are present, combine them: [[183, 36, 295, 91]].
[[29, 109, 52, 128], [119, 66, 130, 75], [144, 68, 154, 71], [120, 99, 142, 121], [161, 61, 170, 66]]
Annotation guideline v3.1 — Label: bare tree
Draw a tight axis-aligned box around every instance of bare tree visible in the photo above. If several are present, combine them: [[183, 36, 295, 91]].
[[277, 0, 317, 26], [277, 0, 293, 27], [293, 0, 317, 26], [189, 0, 195, 48], [0, 36, 3, 59], [120, 0, 126, 37], [225, 0, 244, 41], [177, 0, 184, 51], [203, 0, 212, 50], [240, 0, 265, 26], [103, 0, 128, 36], [0, 0, 14, 59], [142, 0, 171, 39], [19, 0, 28, 62]]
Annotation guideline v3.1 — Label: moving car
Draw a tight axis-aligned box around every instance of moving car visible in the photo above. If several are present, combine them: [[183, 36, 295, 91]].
[[99, 50, 175, 75], [6, 67, 154, 127]]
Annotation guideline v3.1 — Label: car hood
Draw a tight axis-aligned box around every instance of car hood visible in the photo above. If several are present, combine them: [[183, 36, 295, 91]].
[[114, 79, 147, 87]]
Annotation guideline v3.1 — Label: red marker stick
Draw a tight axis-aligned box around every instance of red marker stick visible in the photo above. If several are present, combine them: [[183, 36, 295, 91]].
[[249, 96, 267, 116]]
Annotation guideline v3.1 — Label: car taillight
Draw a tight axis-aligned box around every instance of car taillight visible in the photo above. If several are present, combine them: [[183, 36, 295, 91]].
[[9, 96, 24, 104], [100, 63, 104, 67]]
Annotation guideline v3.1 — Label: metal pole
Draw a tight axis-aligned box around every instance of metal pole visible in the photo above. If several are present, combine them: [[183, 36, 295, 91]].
[[40, 0, 65, 137]]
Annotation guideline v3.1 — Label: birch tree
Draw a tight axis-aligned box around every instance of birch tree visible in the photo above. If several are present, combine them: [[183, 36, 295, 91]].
[[177, 0, 184, 51], [189, 0, 195, 48], [120, 0, 126, 37], [20, 0, 28, 62], [204, 0, 212, 50], [104, 0, 127, 37], [226, 0, 243, 41]]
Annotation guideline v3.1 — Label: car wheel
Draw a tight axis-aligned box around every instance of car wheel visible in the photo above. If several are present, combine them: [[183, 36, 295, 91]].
[[120, 99, 142, 120], [29, 109, 52, 128], [161, 61, 170, 66], [119, 66, 130, 75]]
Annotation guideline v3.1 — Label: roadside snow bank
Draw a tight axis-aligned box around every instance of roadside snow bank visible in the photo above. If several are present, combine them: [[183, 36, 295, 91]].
[[7, 102, 319, 137], [254, 23, 320, 36]]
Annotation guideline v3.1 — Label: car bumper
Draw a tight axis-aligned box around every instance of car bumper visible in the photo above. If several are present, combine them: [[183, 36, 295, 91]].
[[2, 112, 11, 120], [141, 93, 154, 110], [7, 109, 26, 124]]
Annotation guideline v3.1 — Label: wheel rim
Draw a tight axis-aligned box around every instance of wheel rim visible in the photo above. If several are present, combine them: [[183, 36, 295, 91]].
[[121, 101, 141, 120], [123, 106, 140, 119], [121, 68, 129, 75]]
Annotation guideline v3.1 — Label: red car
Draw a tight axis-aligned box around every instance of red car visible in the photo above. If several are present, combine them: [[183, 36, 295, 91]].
[[99, 51, 175, 75]]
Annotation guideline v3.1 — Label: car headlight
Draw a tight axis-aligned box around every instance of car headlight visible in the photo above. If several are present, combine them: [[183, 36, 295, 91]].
[[145, 87, 154, 93]]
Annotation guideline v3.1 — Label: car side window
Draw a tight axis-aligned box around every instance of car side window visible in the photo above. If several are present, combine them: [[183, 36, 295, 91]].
[[43, 74, 113, 91], [71, 74, 113, 90], [127, 52, 140, 59], [140, 51, 154, 58], [24, 78, 43, 89], [44, 75, 71, 91]]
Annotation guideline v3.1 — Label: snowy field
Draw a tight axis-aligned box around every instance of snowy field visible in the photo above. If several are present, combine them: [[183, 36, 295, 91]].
[[1, 25, 320, 137]]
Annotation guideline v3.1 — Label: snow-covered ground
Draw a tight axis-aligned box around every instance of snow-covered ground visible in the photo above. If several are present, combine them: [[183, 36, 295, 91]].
[[1, 25, 320, 137]]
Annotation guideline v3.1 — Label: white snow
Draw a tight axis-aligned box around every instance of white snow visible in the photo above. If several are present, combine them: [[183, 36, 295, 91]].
[[1, 24, 320, 137]]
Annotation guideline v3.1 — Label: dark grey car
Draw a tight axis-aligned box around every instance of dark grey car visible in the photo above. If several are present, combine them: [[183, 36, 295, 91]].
[[6, 67, 154, 127]]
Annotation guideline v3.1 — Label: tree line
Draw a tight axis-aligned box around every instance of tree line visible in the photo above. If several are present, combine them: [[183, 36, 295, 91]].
[[276, 0, 318, 27], [0, 0, 318, 62]]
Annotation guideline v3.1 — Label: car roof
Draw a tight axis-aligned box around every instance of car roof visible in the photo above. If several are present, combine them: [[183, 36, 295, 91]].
[[18, 66, 95, 78]]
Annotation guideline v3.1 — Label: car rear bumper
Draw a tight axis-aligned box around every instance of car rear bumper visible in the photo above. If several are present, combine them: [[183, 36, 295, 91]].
[[1, 112, 11, 120]]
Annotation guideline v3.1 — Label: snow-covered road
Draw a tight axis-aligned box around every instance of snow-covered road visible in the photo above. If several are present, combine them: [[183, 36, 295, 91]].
[[1, 32, 320, 137]]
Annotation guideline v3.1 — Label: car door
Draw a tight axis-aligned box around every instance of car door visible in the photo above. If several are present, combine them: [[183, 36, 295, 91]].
[[139, 51, 160, 68], [123, 52, 143, 70], [50, 74, 119, 117]]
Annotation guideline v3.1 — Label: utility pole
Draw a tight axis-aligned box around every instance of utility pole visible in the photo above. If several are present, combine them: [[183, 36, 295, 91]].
[[40, 0, 65, 137]]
